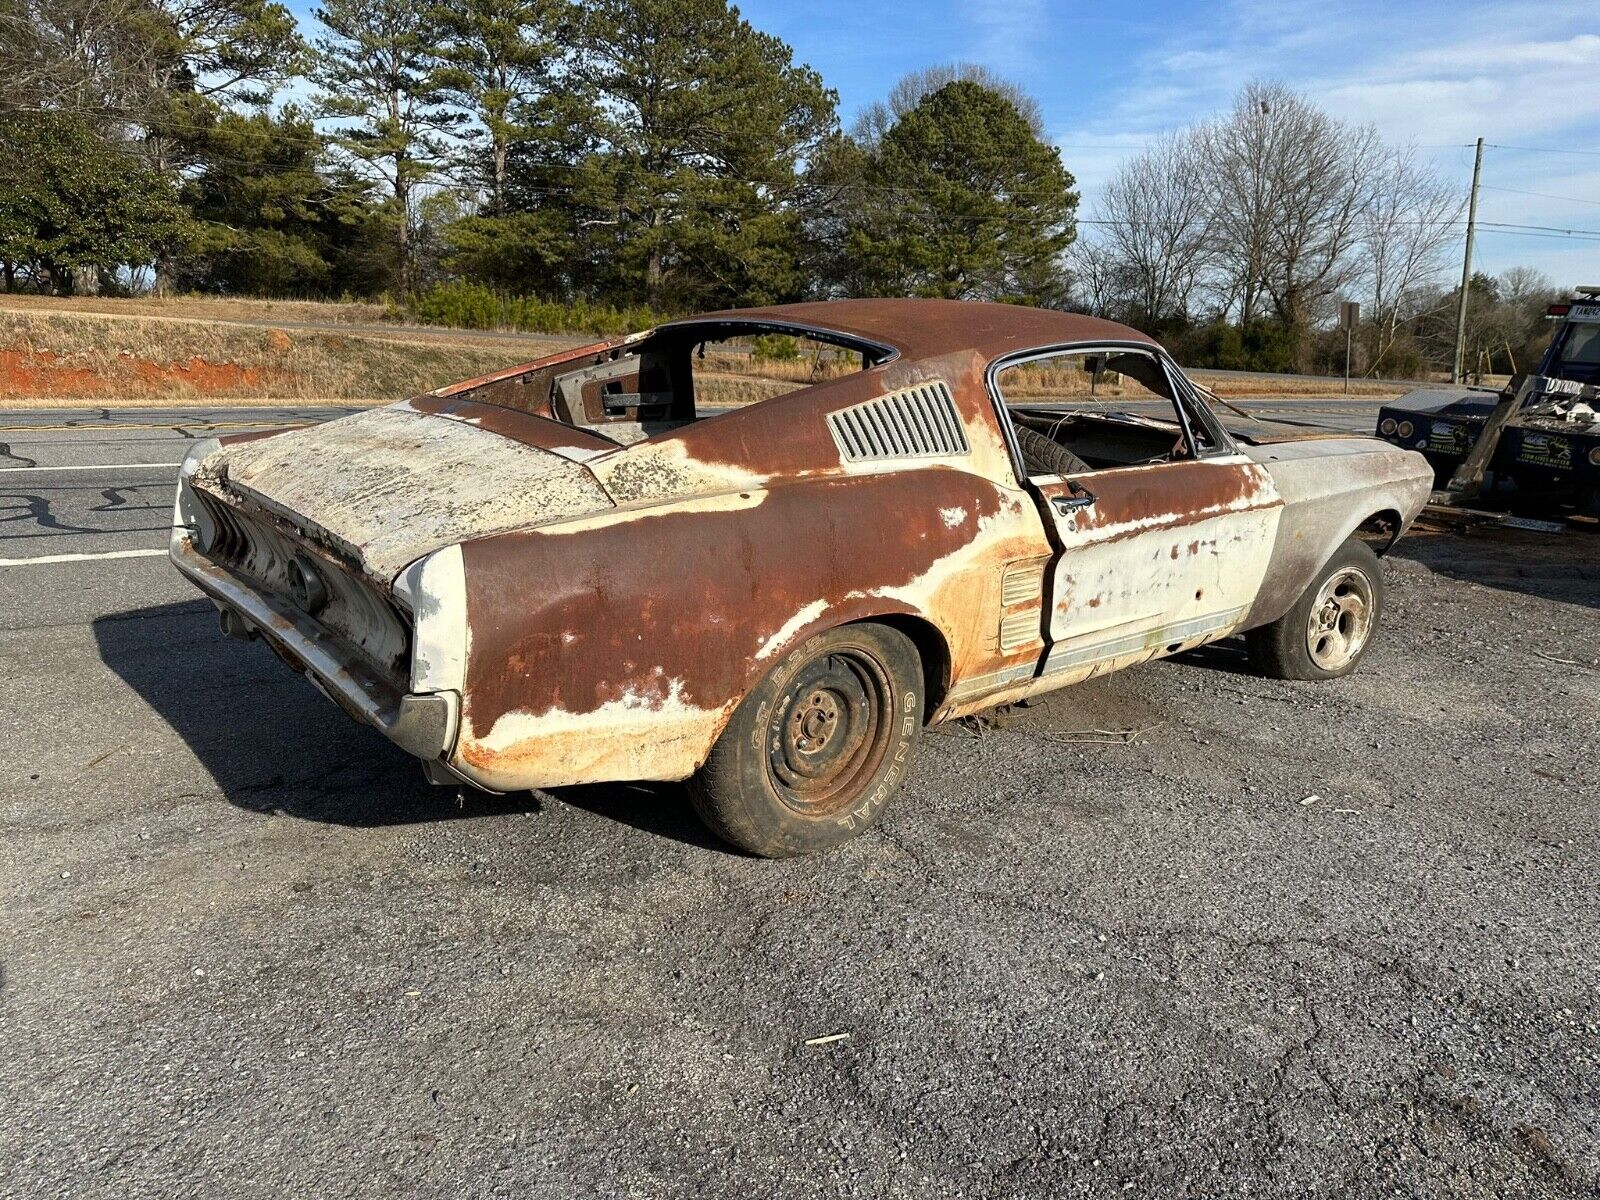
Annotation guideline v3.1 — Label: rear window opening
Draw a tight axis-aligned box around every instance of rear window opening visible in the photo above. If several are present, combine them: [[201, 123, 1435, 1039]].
[[1556, 322, 1600, 369], [691, 331, 877, 410], [443, 320, 891, 447]]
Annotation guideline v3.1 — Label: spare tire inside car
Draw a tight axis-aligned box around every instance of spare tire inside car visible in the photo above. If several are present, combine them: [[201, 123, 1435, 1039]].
[[1016, 425, 1091, 477]]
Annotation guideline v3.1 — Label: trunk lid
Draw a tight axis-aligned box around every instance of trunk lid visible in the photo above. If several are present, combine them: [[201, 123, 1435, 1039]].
[[196, 401, 617, 584]]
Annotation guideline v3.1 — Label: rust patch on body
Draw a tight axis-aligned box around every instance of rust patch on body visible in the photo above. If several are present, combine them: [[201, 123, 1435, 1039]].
[[455, 465, 1049, 786]]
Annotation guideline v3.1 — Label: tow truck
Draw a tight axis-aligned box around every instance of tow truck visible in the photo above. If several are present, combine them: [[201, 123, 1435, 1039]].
[[1374, 288, 1600, 523]]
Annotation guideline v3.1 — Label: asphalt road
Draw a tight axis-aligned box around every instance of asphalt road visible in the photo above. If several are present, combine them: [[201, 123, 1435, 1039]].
[[2, 402, 1597, 1198]]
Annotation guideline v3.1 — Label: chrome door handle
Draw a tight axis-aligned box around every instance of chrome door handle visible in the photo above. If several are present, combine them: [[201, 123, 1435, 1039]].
[[1052, 486, 1097, 515]]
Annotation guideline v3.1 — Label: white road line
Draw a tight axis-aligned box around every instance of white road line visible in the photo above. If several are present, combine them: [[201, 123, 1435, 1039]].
[[0, 463, 183, 474], [0, 547, 168, 567]]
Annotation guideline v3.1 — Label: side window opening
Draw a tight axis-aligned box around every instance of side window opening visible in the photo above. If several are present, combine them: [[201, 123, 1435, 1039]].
[[995, 348, 1217, 480]]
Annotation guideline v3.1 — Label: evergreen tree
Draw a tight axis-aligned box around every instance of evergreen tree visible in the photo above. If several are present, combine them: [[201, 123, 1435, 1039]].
[[0, 111, 185, 292], [312, 0, 462, 288], [569, 0, 836, 309], [435, 0, 574, 214], [817, 81, 1076, 304], [174, 106, 391, 296]]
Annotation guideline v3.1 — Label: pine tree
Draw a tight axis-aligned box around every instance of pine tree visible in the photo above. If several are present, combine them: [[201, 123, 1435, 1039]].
[[174, 106, 391, 296], [435, 0, 573, 214], [820, 81, 1077, 304], [570, 0, 836, 309], [312, 0, 462, 289]]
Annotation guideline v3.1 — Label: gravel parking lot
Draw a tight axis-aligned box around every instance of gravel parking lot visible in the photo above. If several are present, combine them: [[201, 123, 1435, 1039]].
[[2, 407, 1597, 1197]]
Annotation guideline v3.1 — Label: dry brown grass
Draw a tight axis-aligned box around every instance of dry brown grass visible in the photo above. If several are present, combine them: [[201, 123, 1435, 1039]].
[[1189, 370, 1406, 399], [695, 351, 1411, 407], [1002, 359, 1406, 402], [692, 349, 858, 406], [0, 293, 398, 326], [0, 311, 538, 403], [0, 298, 1415, 407]]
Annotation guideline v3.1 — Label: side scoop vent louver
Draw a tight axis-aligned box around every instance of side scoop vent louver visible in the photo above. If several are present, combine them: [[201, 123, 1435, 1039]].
[[827, 381, 969, 463]]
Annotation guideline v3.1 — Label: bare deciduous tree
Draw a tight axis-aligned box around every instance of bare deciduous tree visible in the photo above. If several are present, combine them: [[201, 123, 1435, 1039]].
[[1065, 238, 1130, 318], [1201, 82, 1383, 370], [1095, 133, 1212, 326], [851, 62, 1044, 149], [1358, 145, 1463, 374]]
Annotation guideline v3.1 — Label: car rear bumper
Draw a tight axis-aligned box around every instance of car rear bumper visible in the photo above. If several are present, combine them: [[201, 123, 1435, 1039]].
[[170, 537, 465, 771]]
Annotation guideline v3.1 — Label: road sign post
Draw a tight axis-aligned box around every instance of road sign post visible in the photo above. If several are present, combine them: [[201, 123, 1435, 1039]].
[[1340, 301, 1360, 395]]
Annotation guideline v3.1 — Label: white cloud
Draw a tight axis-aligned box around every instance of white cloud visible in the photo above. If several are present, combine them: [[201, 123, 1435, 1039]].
[[958, 0, 1050, 67], [1054, 1, 1600, 283]]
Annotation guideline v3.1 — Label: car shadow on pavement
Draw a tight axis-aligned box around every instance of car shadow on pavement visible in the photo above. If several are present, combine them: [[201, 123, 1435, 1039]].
[[93, 600, 541, 828], [93, 600, 725, 844], [1169, 639, 1256, 676], [1393, 529, 1599, 611], [548, 782, 728, 853]]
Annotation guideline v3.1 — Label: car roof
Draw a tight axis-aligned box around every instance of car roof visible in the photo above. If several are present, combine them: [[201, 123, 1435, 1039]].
[[659, 298, 1159, 362]]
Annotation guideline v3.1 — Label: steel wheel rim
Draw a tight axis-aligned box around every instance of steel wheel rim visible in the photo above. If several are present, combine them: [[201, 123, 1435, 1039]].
[[766, 647, 893, 816], [1305, 566, 1375, 671]]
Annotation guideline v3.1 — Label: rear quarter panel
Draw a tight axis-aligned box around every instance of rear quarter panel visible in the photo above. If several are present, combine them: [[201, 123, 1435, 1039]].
[[449, 470, 1048, 790], [445, 349, 1052, 792]]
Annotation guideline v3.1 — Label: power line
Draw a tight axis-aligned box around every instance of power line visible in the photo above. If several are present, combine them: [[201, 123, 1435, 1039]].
[[1480, 184, 1600, 209], [1485, 143, 1600, 158], [1477, 220, 1600, 239]]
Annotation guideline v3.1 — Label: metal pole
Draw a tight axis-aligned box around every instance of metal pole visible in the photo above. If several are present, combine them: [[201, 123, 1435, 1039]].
[[1344, 324, 1352, 394], [1453, 137, 1485, 384]]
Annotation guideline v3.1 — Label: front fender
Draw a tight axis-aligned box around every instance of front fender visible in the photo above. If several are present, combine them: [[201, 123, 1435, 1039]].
[[1243, 441, 1432, 628]]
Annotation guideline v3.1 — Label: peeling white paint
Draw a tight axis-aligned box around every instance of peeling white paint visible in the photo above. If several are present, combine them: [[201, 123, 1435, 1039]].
[[208, 404, 614, 581], [397, 544, 468, 694], [457, 679, 729, 787], [593, 438, 770, 506], [755, 598, 831, 661], [532, 487, 768, 536]]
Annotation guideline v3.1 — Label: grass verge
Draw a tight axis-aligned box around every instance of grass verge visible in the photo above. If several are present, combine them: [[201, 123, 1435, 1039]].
[[0, 310, 569, 404]]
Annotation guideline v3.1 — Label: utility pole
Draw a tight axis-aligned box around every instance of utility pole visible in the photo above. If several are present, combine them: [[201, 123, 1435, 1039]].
[[1452, 137, 1485, 385]]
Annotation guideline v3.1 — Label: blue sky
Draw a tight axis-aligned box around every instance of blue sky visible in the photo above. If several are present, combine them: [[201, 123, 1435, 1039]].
[[289, 0, 1600, 286]]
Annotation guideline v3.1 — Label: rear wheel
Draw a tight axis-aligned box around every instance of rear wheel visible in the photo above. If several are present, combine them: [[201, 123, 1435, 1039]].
[[1246, 537, 1385, 680], [687, 623, 923, 857]]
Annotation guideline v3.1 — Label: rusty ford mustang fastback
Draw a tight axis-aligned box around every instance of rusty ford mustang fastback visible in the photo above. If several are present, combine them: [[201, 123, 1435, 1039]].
[[170, 300, 1432, 855]]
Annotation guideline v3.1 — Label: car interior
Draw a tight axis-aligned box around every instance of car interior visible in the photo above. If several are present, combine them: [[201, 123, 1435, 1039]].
[[996, 348, 1220, 479], [449, 321, 889, 446], [448, 326, 1225, 471]]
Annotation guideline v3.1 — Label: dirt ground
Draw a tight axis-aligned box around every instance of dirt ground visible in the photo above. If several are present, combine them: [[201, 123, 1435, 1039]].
[[1, 404, 1596, 1200]]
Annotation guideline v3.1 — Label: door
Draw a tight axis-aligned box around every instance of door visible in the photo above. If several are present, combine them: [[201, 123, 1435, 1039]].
[[1032, 456, 1282, 676], [994, 345, 1283, 680]]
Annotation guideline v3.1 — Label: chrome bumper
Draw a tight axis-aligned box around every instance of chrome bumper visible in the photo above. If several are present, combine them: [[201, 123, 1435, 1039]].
[[170, 537, 461, 766]]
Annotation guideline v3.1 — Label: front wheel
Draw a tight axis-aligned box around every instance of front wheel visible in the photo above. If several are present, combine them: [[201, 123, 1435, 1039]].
[[1246, 537, 1385, 680], [687, 623, 923, 857]]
